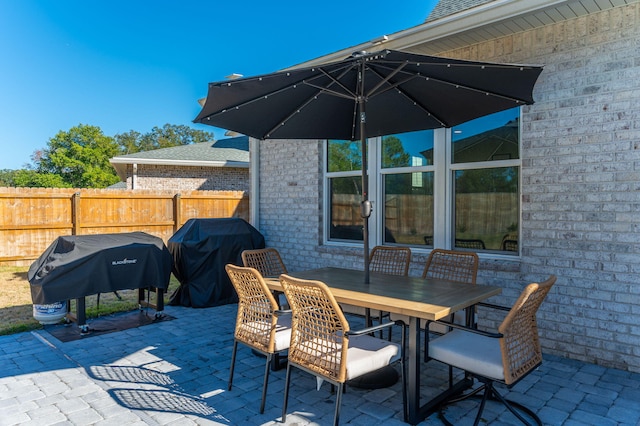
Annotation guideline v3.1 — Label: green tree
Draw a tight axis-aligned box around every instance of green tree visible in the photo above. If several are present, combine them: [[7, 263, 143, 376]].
[[0, 169, 16, 187], [327, 140, 362, 173], [12, 169, 71, 188], [455, 167, 518, 194], [114, 130, 142, 155], [381, 136, 410, 169], [35, 124, 120, 188], [115, 124, 214, 154]]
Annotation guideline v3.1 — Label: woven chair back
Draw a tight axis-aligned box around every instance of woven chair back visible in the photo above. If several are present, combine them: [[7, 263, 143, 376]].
[[225, 264, 281, 353], [242, 248, 288, 277], [369, 246, 411, 276], [498, 275, 557, 385], [280, 274, 350, 383], [422, 249, 478, 284]]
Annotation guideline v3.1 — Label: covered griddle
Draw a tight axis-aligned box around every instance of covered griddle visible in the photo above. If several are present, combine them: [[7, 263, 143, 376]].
[[168, 218, 264, 308], [29, 232, 172, 305]]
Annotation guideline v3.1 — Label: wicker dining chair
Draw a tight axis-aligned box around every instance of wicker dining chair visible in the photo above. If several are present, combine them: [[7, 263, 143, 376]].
[[225, 264, 291, 414], [370, 245, 412, 276], [241, 247, 288, 277], [242, 247, 288, 309], [422, 248, 479, 284], [390, 248, 478, 340], [341, 246, 411, 339], [427, 275, 557, 426], [280, 274, 405, 426], [421, 249, 479, 359]]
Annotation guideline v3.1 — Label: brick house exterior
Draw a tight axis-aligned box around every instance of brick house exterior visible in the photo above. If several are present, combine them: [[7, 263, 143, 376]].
[[110, 136, 249, 191], [250, 0, 640, 372], [118, 164, 248, 191]]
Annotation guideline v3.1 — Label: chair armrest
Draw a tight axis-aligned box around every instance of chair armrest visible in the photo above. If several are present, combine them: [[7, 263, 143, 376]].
[[476, 302, 510, 312], [346, 321, 396, 336], [427, 319, 503, 339]]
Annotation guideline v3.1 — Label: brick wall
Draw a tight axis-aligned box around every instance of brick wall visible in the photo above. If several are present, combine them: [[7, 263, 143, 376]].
[[257, 3, 640, 371], [125, 164, 249, 191]]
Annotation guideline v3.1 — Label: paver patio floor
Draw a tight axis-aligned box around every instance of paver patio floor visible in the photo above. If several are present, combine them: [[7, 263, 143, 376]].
[[2, 303, 639, 425]]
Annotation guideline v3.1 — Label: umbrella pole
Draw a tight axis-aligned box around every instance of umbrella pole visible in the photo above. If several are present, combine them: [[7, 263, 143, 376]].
[[358, 75, 370, 283], [361, 130, 370, 284]]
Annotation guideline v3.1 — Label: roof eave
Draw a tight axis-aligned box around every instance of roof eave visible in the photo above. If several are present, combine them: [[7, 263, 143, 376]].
[[109, 157, 250, 177], [285, 0, 574, 69]]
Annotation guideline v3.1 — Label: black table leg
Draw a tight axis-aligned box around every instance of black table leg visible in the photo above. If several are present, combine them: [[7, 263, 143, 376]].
[[407, 316, 421, 424]]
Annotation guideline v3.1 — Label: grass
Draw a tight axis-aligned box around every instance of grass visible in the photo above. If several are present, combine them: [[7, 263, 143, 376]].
[[0, 265, 180, 336]]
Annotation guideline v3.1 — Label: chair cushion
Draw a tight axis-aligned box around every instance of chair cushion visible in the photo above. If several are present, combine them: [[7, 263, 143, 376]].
[[238, 315, 291, 352], [428, 329, 504, 381], [345, 334, 401, 380], [274, 315, 292, 351]]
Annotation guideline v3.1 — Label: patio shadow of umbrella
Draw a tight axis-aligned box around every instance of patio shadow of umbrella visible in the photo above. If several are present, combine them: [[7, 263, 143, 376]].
[[194, 49, 543, 282]]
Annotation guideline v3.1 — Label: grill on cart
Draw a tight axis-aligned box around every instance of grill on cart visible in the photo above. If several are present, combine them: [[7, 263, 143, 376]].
[[29, 232, 172, 332], [168, 218, 264, 308]]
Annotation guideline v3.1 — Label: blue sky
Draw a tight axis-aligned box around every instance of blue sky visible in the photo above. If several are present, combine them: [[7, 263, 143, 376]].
[[0, 0, 438, 170]]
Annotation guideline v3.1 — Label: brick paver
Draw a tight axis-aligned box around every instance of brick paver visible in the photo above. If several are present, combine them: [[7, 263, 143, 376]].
[[1, 304, 639, 425]]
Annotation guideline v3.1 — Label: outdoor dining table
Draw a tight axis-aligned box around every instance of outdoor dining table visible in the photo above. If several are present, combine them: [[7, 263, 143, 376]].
[[265, 266, 502, 425]]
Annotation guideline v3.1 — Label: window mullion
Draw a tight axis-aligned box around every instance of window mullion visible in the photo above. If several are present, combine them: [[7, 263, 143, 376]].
[[433, 128, 449, 249], [369, 137, 380, 247]]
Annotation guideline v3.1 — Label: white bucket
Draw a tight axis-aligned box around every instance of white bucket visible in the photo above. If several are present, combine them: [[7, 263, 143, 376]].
[[33, 301, 67, 325]]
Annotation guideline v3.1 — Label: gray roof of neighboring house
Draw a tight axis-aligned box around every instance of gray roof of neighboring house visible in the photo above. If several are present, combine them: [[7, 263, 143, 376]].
[[109, 136, 249, 180], [107, 181, 127, 189], [426, 0, 495, 22]]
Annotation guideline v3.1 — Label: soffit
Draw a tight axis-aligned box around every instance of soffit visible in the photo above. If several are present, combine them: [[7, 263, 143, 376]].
[[408, 0, 638, 55], [288, 0, 638, 68]]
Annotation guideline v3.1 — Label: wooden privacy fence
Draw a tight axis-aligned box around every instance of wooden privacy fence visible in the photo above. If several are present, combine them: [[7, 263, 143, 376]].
[[0, 187, 249, 265], [332, 192, 518, 248]]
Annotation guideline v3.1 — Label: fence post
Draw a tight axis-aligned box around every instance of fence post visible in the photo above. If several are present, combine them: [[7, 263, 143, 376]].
[[173, 193, 182, 233], [72, 192, 81, 235]]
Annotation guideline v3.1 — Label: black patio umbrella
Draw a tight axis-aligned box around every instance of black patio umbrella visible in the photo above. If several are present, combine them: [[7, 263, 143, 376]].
[[194, 49, 543, 282]]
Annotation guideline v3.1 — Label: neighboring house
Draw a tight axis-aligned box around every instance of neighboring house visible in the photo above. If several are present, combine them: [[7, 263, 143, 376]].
[[109, 136, 249, 191], [248, 0, 640, 372]]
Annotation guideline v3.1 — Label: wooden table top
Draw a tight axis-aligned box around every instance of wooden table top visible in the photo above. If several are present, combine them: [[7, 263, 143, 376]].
[[265, 267, 501, 321]]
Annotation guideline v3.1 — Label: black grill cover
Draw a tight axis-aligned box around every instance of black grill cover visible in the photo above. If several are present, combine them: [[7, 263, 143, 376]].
[[168, 218, 264, 308], [29, 232, 172, 305]]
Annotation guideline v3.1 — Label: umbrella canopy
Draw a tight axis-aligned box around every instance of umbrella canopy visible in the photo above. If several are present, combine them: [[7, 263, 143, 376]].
[[194, 49, 543, 282]]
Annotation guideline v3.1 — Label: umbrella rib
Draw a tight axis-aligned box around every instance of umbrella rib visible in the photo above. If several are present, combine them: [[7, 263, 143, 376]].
[[201, 75, 315, 124], [364, 62, 533, 127], [303, 83, 355, 101], [372, 62, 534, 104], [364, 62, 407, 98], [201, 63, 354, 124], [317, 66, 358, 99], [263, 65, 358, 138], [365, 66, 449, 127]]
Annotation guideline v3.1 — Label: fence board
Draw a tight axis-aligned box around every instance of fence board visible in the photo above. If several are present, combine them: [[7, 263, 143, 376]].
[[0, 187, 249, 266]]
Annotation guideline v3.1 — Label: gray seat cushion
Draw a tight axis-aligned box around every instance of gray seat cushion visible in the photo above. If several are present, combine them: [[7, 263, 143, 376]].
[[428, 329, 504, 381]]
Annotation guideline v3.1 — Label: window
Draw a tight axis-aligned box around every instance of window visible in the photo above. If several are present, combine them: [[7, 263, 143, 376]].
[[325, 107, 521, 255], [380, 131, 435, 246]]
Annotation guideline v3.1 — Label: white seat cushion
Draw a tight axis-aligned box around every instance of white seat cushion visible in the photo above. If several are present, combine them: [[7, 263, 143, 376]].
[[428, 329, 504, 381], [345, 334, 401, 380], [293, 334, 400, 382], [238, 315, 292, 352], [274, 315, 292, 351]]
